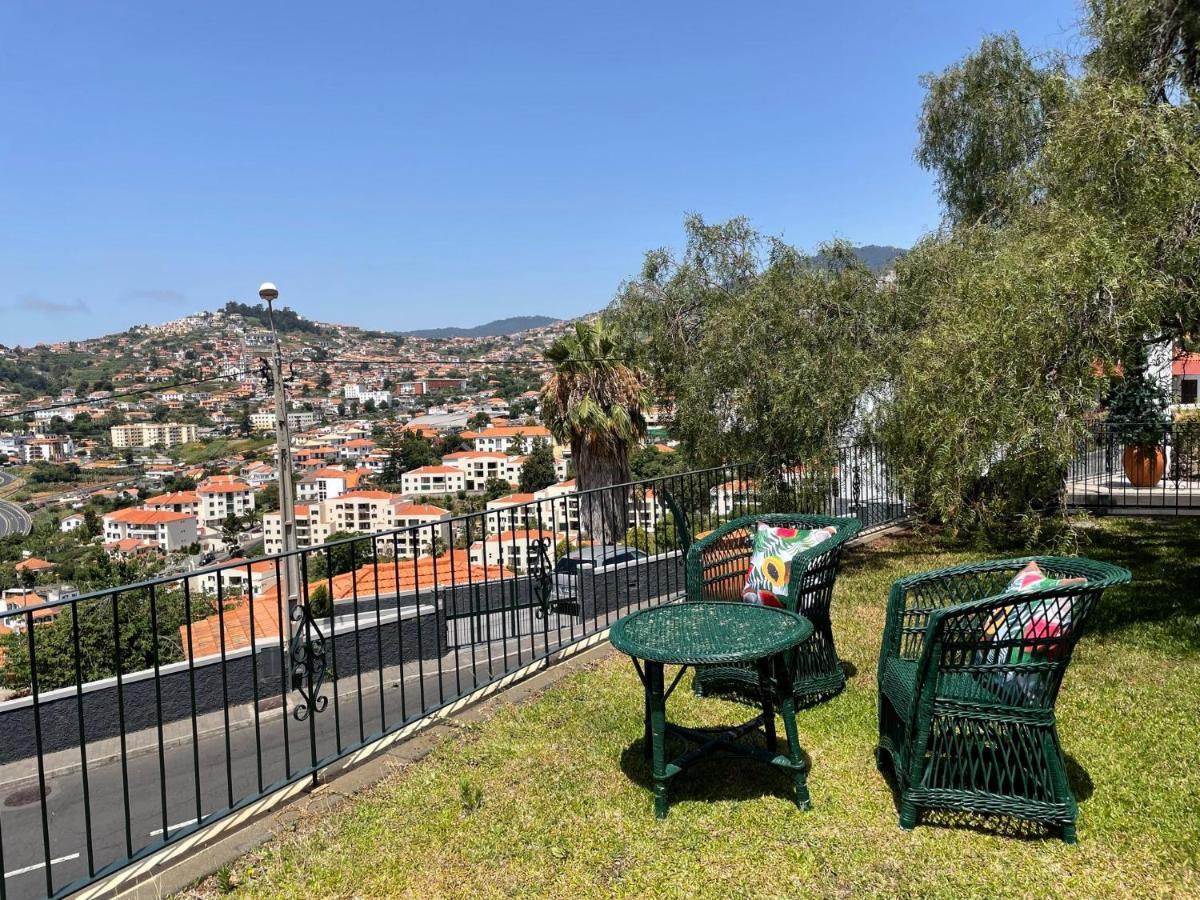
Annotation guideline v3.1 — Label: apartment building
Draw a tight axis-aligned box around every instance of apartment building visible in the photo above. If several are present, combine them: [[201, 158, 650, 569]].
[[400, 465, 466, 496], [338, 438, 377, 463], [327, 490, 398, 534], [485, 492, 537, 533], [441, 451, 511, 491], [396, 378, 467, 396], [262, 503, 332, 554], [241, 462, 276, 489], [533, 480, 581, 534], [387, 502, 453, 558], [249, 410, 319, 432], [468, 528, 557, 575], [502, 453, 569, 486], [188, 558, 279, 598], [197, 476, 255, 526], [296, 466, 367, 503], [102, 508, 197, 552], [110, 422, 198, 448], [459, 425, 553, 455], [142, 490, 201, 517], [23, 435, 75, 462]]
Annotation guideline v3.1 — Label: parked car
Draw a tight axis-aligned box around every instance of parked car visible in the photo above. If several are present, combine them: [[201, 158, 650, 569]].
[[552, 544, 649, 610]]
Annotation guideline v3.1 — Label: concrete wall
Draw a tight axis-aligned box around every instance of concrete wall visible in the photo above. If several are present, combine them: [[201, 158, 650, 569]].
[[0, 605, 442, 765]]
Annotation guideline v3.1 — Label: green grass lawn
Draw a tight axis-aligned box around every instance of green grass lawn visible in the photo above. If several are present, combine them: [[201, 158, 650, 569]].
[[213, 517, 1200, 898], [174, 437, 274, 466]]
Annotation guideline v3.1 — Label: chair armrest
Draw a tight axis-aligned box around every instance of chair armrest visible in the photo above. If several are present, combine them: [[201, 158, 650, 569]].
[[685, 518, 756, 601], [878, 560, 1022, 684]]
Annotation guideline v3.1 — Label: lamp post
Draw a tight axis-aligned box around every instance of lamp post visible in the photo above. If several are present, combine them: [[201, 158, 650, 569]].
[[259, 282, 300, 608]]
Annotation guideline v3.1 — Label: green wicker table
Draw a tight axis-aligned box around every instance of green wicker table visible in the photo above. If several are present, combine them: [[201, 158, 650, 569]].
[[609, 601, 815, 818]]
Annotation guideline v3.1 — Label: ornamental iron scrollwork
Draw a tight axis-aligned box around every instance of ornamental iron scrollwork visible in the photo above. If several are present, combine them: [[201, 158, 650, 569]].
[[531, 538, 555, 619], [289, 598, 329, 721]]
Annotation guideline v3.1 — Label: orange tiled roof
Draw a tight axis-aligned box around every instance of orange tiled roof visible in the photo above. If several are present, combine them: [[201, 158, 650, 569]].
[[144, 490, 200, 506], [105, 508, 192, 524], [328, 551, 488, 600], [182, 551, 487, 658], [336, 490, 396, 501], [198, 480, 251, 494], [392, 502, 450, 517], [489, 493, 534, 505], [14, 558, 54, 572], [460, 425, 551, 440]]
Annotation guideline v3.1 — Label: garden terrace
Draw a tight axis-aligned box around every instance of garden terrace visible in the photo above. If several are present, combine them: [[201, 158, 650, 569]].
[[200, 516, 1199, 898]]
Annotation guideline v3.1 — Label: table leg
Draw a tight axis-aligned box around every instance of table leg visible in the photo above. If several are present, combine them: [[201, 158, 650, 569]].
[[775, 656, 811, 811], [643, 668, 653, 760], [757, 659, 777, 753], [646, 661, 669, 819]]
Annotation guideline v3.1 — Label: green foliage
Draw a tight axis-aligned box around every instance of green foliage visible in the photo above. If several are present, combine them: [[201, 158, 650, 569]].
[[0, 587, 213, 695], [398, 430, 438, 472], [518, 439, 557, 493], [27, 462, 81, 484], [256, 481, 280, 513], [613, 218, 902, 483], [221, 513, 243, 548], [916, 33, 1069, 226], [1085, 0, 1200, 102], [629, 446, 685, 481], [308, 583, 332, 618], [483, 477, 513, 501], [1106, 352, 1171, 446], [222, 300, 318, 333], [459, 779, 484, 816], [884, 68, 1200, 542], [468, 412, 491, 430], [541, 320, 648, 541], [306, 531, 363, 582]]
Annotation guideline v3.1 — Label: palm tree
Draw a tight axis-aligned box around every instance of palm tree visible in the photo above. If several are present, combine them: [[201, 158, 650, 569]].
[[541, 320, 648, 544]]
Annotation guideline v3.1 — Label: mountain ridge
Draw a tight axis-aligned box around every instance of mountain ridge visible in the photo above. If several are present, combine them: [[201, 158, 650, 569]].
[[398, 315, 560, 339]]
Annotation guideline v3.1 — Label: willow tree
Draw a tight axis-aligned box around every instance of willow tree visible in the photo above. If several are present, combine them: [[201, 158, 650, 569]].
[[540, 320, 648, 543], [885, 59, 1200, 543], [916, 33, 1070, 227], [611, 216, 905, 497]]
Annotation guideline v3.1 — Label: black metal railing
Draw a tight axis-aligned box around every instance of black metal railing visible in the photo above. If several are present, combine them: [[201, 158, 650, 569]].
[[1067, 421, 1200, 514], [0, 453, 904, 899]]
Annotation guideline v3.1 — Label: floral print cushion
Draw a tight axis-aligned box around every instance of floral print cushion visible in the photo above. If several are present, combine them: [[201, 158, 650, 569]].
[[1005, 561, 1086, 595], [741, 523, 836, 608], [978, 562, 1088, 701]]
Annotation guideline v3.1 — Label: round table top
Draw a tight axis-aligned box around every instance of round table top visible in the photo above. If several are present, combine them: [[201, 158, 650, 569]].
[[609, 602, 813, 665]]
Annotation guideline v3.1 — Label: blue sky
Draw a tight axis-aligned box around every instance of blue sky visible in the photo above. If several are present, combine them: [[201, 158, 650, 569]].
[[1, 1, 1082, 345]]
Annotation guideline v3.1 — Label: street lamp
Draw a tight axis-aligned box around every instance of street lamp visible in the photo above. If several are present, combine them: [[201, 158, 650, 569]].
[[259, 283, 300, 607]]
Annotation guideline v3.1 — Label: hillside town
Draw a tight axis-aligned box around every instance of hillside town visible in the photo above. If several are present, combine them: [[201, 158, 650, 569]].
[[0, 305, 679, 645]]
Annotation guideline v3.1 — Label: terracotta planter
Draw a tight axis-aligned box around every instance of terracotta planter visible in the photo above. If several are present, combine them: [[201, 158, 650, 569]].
[[1122, 444, 1166, 488]]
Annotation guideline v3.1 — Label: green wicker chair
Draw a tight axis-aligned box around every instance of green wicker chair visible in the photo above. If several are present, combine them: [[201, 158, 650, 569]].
[[687, 513, 862, 705], [876, 556, 1131, 842]]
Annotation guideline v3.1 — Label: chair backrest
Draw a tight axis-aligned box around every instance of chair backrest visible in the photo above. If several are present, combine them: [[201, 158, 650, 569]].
[[933, 556, 1129, 709], [694, 513, 861, 611]]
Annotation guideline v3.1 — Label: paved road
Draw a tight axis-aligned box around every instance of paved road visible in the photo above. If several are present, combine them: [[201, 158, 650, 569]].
[[0, 470, 32, 539], [0, 569, 678, 899]]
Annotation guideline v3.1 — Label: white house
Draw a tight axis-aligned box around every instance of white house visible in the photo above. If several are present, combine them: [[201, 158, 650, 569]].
[[196, 477, 255, 526], [459, 426, 554, 455], [60, 513, 86, 533], [442, 451, 511, 491], [102, 508, 197, 553], [400, 465, 466, 496]]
